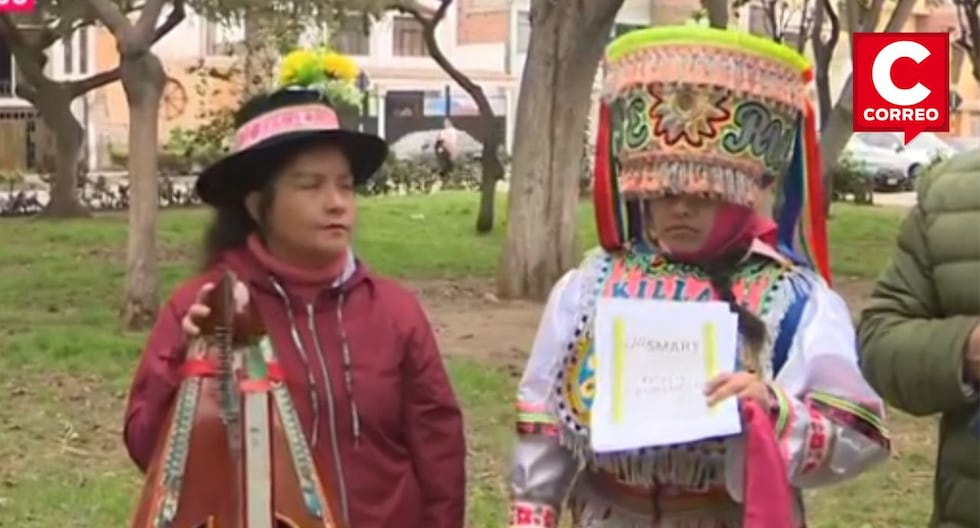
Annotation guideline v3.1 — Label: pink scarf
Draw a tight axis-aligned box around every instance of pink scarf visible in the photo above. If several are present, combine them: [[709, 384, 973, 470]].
[[665, 203, 777, 263], [742, 399, 796, 527]]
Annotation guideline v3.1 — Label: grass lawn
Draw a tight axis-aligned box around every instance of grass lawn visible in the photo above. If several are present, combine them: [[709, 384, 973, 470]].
[[0, 192, 932, 527]]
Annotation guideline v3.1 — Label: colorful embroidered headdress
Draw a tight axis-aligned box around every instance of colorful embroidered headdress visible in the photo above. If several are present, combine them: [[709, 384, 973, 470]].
[[593, 26, 831, 283]]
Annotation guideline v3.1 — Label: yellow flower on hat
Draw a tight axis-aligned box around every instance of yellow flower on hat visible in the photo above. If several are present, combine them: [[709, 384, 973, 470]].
[[321, 51, 359, 82], [279, 48, 322, 87]]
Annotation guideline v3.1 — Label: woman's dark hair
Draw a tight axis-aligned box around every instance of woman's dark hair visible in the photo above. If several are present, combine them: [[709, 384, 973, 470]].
[[705, 256, 768, 372], [199, 141, 312, 270]]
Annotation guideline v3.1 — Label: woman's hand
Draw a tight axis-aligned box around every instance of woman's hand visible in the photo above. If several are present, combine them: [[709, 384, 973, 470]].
[[180, 280, 250, 338], [180, 282, 214, 338], [704, 371, 770, 409]]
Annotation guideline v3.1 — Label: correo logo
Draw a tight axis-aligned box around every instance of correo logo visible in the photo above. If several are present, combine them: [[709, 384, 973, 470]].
[[852, 32, 950, 144], [0, 0, 34, 12]]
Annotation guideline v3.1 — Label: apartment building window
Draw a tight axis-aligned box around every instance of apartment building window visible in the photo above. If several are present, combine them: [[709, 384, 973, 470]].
[[392, 16, 427, 57], [332, 14, 370, 56], [63, 33, 74, 74], [516, 11, 530, 53]]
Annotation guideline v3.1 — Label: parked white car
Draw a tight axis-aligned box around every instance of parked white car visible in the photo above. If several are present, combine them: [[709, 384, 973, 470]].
[[840, 132, 956, 191], [389, 129, 484, 161]]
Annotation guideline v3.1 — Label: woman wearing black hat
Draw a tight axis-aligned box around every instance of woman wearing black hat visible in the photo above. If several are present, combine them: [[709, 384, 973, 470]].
[[121, 84, 466, 528]]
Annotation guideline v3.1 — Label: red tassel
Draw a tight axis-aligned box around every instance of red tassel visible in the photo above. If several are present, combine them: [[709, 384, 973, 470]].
[[802, 103, 831, 285], [741, 399, 795, 528], [592, 103, 624, 251]]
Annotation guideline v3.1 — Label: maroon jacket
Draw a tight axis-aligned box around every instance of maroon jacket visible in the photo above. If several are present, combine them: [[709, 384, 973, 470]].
[[123, 245, 466, 528]]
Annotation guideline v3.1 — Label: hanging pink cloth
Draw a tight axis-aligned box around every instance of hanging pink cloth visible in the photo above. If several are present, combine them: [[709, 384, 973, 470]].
[[741, 399, 796, 528]]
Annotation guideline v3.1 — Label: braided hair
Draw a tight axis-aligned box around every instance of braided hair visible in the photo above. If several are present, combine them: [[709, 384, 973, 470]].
[[704, 254, 767, 372]]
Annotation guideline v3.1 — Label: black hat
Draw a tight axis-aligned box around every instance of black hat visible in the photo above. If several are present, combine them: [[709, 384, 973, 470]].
[[195, 89, 388, 207]]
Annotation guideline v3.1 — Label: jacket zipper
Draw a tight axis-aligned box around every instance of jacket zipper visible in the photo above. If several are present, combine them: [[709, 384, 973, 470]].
[[307, 303, 351, 525], [269, 278, 351, 525]]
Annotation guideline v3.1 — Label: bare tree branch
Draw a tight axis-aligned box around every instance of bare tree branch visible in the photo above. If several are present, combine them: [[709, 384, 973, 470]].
[[390, 0, 492, 121], [844, 0, 860, 48], [68, 69, 121, 96], [810, 0, 839, 129], [36, 2, 147, 49], [133, 0, 170, 44], [36, 2, 97, 49], [66, 0, 184, 96], [794, 0, 811, 52], [149, 0, 185, 43], [82, 0, 131, 35], [823, 0, 839, 50]]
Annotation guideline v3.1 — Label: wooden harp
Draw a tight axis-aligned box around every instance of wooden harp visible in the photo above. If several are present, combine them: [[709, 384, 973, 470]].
[[129, 270, 345, 528]]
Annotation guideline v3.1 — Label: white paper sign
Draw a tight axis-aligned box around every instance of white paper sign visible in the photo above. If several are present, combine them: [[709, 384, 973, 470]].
[[590, 299, 743, 453]]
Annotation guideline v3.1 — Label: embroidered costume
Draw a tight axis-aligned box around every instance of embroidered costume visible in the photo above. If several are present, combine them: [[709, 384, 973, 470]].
[[508, 27, 890, 528]]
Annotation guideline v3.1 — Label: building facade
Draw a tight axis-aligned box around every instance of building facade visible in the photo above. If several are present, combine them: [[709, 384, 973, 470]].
[[86, 2, 516, 168], [0, 27, 96, 173]]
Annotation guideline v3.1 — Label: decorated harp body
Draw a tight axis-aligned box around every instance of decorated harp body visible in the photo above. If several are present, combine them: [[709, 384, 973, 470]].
[[130, 271, 344, 528]]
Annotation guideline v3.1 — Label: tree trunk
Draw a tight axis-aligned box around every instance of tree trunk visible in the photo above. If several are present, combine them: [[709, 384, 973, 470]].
[[814, 69, 834, 129], [33, 86, 89, 218], [496, 0, 623, 301], [810, 0, 839, 130], [475, 141, 503, 233], [120, 52, 165, 330]]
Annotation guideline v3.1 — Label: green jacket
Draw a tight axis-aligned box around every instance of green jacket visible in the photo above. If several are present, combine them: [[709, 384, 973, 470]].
[[858, 148, 980, 528]]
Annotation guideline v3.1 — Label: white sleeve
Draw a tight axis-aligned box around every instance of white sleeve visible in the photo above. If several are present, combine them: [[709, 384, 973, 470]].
[[509, 270, 582, 527], [726, 277, 890, 497]]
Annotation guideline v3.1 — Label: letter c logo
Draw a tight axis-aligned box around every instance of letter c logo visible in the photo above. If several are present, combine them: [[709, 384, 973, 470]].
[[871, 41, 932, 106]]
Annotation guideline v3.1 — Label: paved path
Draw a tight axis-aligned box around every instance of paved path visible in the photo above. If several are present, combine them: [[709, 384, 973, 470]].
[[873, 191, 916, 209]]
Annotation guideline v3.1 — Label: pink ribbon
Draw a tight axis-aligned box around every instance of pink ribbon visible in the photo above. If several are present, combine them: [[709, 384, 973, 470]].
[[234, 104, 340, 151]]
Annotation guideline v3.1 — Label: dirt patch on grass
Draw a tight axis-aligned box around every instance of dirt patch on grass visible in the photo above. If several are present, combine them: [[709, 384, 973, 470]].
[[409, 278, 541, 371]]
